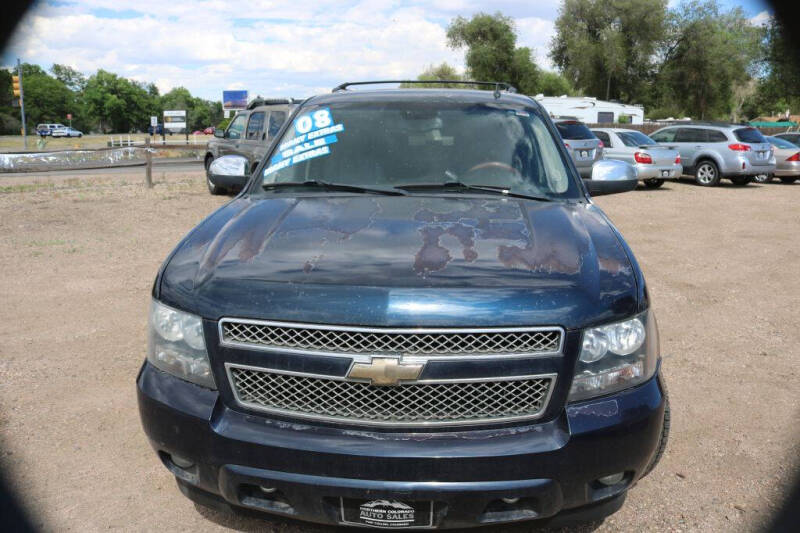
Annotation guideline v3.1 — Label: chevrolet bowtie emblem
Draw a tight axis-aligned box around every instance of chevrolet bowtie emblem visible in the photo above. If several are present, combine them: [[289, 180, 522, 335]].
[[347, 357, 424, 386]]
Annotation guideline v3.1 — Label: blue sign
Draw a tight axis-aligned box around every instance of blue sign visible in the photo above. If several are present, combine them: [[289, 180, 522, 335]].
[[223, 90, 248, 109]]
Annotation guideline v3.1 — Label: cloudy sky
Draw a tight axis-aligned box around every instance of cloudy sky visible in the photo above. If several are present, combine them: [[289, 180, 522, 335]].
[[2, 0, 772, 101]]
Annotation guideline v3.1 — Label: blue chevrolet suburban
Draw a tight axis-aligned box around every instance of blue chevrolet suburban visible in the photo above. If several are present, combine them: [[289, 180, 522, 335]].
[[138, 81, 669, 529]]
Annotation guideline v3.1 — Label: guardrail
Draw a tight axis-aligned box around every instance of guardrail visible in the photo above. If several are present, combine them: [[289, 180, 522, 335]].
[[0, 146, 145, 173]]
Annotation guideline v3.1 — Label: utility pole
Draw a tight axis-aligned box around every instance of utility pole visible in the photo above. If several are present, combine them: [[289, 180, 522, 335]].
[[13, 58, 27, 150]]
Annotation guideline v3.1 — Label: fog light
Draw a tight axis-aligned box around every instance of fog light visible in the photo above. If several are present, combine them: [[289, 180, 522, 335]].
[[597, 473, 625, 486], [170, 454, 194, 469], [501, 497, 520, 504]]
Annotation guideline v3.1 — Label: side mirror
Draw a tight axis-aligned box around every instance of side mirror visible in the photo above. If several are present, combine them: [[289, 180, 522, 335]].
[[214, 128, 225, 138], [208, 155, 249, 186], [583, 159, 638, 196]]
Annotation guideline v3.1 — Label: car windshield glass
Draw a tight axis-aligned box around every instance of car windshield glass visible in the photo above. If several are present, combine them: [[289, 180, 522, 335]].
[[618, 131, 656, 147], [734, 128, 766, 143], [767, 136, 796, 149], [555, 121, 595, 140], [259, 100, 579, 199]]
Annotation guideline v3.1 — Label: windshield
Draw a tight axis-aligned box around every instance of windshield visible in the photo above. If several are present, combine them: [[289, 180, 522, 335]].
[[555, 121, 595, 140], [260, 101, 580, 199], [734, 127, 767, 144], [618, 131, 656, 147], [767, 136, 797, 149]]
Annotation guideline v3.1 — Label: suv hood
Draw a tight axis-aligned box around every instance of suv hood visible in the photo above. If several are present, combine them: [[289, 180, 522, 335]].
[[158, 195, 640, 329]]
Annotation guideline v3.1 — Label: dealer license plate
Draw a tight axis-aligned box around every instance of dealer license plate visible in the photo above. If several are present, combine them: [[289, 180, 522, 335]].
[[580, 150, 588, 158], [340, 498, 434, 528]]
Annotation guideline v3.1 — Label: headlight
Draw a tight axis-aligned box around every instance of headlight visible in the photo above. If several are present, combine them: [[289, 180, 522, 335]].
[[147, 300, 215, 389], [568, 311, 658, 402]]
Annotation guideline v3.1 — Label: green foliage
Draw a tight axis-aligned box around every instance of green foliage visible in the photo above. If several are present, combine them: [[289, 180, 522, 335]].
[[551, 0, 668, 103], [400, 62, 464, 88], [83, 70, 156, 132], [447, 12, 540, 93], [162, 87, 223, 129], [537, 71, 574, 96], [655, 1, 763, 119], [12, 63, 76, 131], [51, 64, 86, 91], [217, 117, 231, 130]]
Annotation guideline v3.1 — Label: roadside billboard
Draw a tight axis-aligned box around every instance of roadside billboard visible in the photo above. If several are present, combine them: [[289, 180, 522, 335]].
[[223, 90, 248, 109], [163, 110, 186, 132]]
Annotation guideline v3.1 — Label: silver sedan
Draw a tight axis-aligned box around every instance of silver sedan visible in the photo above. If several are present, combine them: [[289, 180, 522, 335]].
[[754, 136, 800, 184], [592, 128, 682, 188]]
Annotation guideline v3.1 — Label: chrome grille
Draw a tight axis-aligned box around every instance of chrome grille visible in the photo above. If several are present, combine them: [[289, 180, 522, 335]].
[[228, 365, 554, 426], [220, 320, 561, 357]]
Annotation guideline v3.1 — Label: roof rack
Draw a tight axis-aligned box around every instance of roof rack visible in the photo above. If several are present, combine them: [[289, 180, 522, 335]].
[[331, 80, 517, 98], [247, 97, 299, 110]]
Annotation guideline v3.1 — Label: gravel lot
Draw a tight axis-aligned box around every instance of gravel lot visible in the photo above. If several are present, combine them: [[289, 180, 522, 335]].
[[0, 172, 797, 532]]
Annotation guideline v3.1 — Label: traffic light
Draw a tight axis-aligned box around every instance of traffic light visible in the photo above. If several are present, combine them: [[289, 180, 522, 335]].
[[12, 75, 21, 97]]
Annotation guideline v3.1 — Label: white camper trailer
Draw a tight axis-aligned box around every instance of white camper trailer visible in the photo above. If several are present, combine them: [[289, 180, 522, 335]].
[[533, 95, 644, 125]]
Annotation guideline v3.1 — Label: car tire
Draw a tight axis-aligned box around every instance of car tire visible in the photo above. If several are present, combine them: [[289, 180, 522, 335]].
[[641, 376, 670, 479], [753, 174, 771, 183], [694, 160, 720, 186], [730, 176, 752, 186], [205, 155, 226, 195], [643, 178, 664, 188], [779, 177, 797, 184]]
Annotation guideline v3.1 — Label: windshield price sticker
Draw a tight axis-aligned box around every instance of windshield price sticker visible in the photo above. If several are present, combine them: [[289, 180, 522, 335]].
[[264, 107, 344, 177]]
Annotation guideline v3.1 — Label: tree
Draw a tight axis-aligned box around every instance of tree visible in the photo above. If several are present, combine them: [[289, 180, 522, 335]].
[[400, 62, 463, 88], [83, 70, 156, 132], [11, 63, 75, 131], [446, 12, 540, 93], [656, 1, 763, 119], [50, 64, 86, 92], [537, 71, 574, 96], [550, 0, 668, 103]]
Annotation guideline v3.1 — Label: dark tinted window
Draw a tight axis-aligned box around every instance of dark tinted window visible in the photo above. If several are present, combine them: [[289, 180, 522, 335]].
[[246, 112, 265, 140], [618, 131, 656, 147], [651, 128, 676, 142], [707, 130, 727, 142], [268, 111, 287, 137], [675, 128, 706, 142], [593, 131, 611, 145], [733, 127, 766, 144], [555, 121, 595, 140], [597, 112, 614, 123]]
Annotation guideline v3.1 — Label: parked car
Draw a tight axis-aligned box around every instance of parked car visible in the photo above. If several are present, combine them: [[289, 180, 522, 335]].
[[592, 128, 681, 188], [754, 136, 800, 184], [49, 124, 71, 137], [139, 81, 668, 530], [649, 123, 776, 186], [204, 98, 298, 194], [203, 126, 215, 135], [553, 118, 603, 178], [63, 127, 82, 137], [192, 130, 205, 135], [772, 132, 800, 147], [35, 123, 54, 136]]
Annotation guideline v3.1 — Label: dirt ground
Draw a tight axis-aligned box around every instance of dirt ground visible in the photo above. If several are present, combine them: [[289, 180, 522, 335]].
[[0, 171, 798, 532]]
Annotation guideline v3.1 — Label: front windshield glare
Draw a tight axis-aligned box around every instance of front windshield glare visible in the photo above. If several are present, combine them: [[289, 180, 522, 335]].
[[261, 101, 578, 198]]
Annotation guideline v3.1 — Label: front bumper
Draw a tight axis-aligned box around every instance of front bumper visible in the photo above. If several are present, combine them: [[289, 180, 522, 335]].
[[137, 362, 666, 529]]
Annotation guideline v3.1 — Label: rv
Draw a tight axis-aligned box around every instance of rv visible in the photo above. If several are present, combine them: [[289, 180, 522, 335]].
[[533, 95, 644, 125]]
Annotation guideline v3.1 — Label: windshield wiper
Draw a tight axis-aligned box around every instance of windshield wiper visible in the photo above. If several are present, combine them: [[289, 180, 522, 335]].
[[394, 181, 553, 202], [263, 179, 406, 196]]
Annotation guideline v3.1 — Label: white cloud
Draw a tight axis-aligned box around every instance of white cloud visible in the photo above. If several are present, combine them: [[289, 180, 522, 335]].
[[2, 1, 571, 99], [749, 10, 772, 27]]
